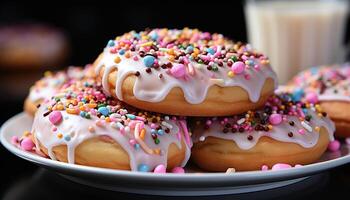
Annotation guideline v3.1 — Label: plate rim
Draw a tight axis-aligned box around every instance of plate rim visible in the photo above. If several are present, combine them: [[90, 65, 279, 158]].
[[2, 112, 350, 183]]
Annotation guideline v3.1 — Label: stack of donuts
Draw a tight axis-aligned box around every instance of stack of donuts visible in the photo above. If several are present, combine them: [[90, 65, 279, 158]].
[[15, 28, 337, 173]]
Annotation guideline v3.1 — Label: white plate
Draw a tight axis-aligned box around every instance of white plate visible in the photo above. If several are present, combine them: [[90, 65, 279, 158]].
[[2, 112, 350, 196]]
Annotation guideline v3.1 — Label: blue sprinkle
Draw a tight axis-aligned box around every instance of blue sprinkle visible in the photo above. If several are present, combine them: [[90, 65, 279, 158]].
[[292, 88, 304, 102], [143, 55, 155, 67], [206, 48, 215, 55], [157, 129, 164, 135], [133, 33, 141, 39], [247, 60, 254, 66], [98, 107, 109, 116], [119, 49, 125, 55], [138, 164, 149, 172], [64, 135, 71, 142], [80, 111, 86, 117], [107, 40, 115, 47], [302, 108, 308, 114], [310, 67, 318, 75], [150, 32, 158, 40], [151, 129, 157, 134], [134, 143, 140, 150], [126, 114, 136, 120], [186, 46, 194, 53]]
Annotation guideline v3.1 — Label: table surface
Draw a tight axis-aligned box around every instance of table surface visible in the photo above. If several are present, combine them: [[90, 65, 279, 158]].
[[1, 101, 350, 199]]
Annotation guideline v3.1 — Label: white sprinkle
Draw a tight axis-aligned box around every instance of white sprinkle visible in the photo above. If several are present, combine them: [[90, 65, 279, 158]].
[[164, 116, 170, 121], [124, 126, 130, 133], [199, 136, 206, 141], [301, 121, 312, 132], [161, 121, 173, 129], [237, 118, 245, 125], [226, 168, 236, 173]]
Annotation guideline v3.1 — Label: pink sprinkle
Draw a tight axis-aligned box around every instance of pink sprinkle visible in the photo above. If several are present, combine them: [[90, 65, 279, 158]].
[[48, 111, 62, 125], [21, 138, 35, 151], [129, 139, 137, 146], [170, 64, 186, 78], [328, 140, 340, 152], [171, 167, 185, 174], [298, 129, 305, 135], [305, 92, 318, 104], [11, 136, 19, 145], [244, 74, 251, 80], [206, 120, 212, 126], [231, 61, 245, 74], [271, 163, 292, 170], [295, 164, 303, 168], [150, 123, 157, 129], [261, 165, 269, 171], [52, 127, 57, 132], [133, 56, 139, 61], [345, 137, 350, 145], [269, 114, 282, 125], [154, 164, 166, 173]]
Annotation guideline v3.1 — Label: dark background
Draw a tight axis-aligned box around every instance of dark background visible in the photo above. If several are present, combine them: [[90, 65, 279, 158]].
[[1, 1, 350, 199]]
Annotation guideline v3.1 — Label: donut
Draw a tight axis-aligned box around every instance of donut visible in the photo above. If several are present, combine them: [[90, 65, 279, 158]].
[[0, 24, 68, 70], [24, 65, 94, 116], [31, 77, 192, 172], [191, 93, 335, 172], [93, 28, 277, 116], [287, 64, 350, 137]]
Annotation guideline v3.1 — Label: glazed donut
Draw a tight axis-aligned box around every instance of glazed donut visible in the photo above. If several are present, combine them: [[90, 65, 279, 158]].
[[287, 64, 350, 137], [24, 65, 94, 116], [191, 93, 335, 172], [31, 77, 192, 172], [0, 24, 68, 70], [93, 28, 277, 116]]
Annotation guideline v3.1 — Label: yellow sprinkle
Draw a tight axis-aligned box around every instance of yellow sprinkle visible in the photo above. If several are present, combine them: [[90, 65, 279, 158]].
[[23, 131, 31, 137], [140, 128, 146, 140], [194, 48, 199, 54], [88, 103, 97, 108], [78, 102, 83, 106], [114, 56, 121, 64], [44, 71, 52, 77], [140, 41, 153, 47], [105, 117, 111, 123], [167, 49, 175, 55], [318, 113, 323, 117], [66, 108, 78, 115], [315, 126, 320, 132], [57, 133, 63, 139], [56, 104, 64, 110], [227, 71, 235, 78], [268, 125, 273, 130], [125, 52, 131, 58], [168, 56, 175, 62], [153, 148, 161, 155]]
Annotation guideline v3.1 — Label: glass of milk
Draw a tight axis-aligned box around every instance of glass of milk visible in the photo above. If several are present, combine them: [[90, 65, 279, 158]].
[[245, 0, 349, 83]]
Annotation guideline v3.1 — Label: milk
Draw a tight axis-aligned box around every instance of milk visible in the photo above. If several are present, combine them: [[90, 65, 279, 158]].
[[245, 0, 349, 83]]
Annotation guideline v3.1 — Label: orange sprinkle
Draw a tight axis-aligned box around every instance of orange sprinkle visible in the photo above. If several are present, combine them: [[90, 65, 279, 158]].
[[140, 128, 146, 140], [57, 133, 63, 139]]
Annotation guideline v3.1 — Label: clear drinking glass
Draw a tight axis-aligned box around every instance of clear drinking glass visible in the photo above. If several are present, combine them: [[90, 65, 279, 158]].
[[245, 0, 349, 83]]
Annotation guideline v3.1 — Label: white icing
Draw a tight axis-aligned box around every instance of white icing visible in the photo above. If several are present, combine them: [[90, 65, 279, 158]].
[[193, 110, 335, 150], [95, 47, 277, 104], [32, 101, 191, 171]]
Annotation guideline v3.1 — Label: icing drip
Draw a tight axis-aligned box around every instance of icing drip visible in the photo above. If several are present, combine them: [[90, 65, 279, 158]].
[[31, 79, 191, 171], [95, 29, 277, 104], [192, 94, 335, 150]]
